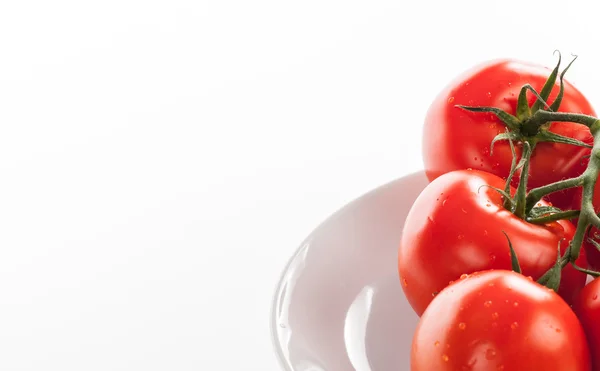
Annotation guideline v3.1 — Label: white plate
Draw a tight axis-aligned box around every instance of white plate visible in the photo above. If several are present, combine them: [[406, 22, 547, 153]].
[[271, 171, 428, 370]]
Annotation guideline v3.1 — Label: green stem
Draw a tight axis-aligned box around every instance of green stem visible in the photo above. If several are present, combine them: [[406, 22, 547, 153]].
[[569, 122, 600, 260], [531, 53, 560, 114], [514, 142, 533, 218], [503, 134, 519, 210], [520, 110, 598, 138], [571, 262, 600, 278], [526, 176, 584, 212], [534, 110, 599, 128], [527, 210, 580, 225], [570, 217, 589, 261]]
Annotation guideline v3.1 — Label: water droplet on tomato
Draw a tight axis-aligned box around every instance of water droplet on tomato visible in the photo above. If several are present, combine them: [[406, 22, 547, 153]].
[[486, 349, 497, 360], [484, 300, 492, 308], [461, 208, 468, 214], [483, 147, 490, 155], [527, 276, 533, 281], [442, 354, 449, 362], [555, 328, 562, 333], [508, 82, 512, 87], [491, 312, 499, 320], [489, 254, 496, 262], [511, 322, 519, 330], [458, 322, 466, 330], [448, 96, 455, 103], [467, 168, 473, 171], [434, 341, 440, 347], [474, 157, 478, 161], [443, 199, 448, 206], [491, 322, 498, 328], [460, 274, 468, 279], [484, 230, 488, 236], [593, 294, 598, 300], [487, 91, 492, 98], [463, 362, 476, 370], [486, 203, 491, 207], [402, 278, 408, 287], [492, 162, 500, 169], [513, 301, 519, 307], [458, 235, 465, 240]]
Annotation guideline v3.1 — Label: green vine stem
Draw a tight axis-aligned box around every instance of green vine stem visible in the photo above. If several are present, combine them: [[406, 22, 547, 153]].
[[527, 209, 580, 225], [525, 175, 584, 212], [514, 141, 534, 218], [521, 110, 600, 261], [571, 261, 600, 278]]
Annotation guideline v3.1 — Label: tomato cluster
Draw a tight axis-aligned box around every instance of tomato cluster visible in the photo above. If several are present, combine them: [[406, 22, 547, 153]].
[[399, 57, 600, 370]]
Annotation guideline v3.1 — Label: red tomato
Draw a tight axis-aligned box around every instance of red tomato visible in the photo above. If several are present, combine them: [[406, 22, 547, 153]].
[[398, 169, 586, 316], [423, 59, 595, 210], [583, 226, 600, 272], [412, 270, 591, 371], [573, 278, 600, 371]]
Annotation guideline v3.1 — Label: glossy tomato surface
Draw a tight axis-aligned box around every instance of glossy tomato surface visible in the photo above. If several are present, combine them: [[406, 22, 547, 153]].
[[412, 270, 591, 371], [423, 59, 595, 209], [398, 169, 586, 316], [573, 278, 600, 371]]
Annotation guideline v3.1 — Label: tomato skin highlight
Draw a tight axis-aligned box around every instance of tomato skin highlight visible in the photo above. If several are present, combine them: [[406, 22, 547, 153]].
[[573, 278, 600, 371], [411, 270, 591, 371], [398, 169, 586, 316], [422, 59, 595, 210]]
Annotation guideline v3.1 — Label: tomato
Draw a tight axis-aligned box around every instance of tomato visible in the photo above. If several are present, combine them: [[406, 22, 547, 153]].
[[422, 59, 595, 210], [583, 226, 600, 271], [411, 270, 591, 371], [573, 277, 600, 371], [398, 169, 587, 316]]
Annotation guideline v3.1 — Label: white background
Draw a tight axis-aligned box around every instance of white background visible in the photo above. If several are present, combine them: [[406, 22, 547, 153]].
[[1, 0, 600, 370]]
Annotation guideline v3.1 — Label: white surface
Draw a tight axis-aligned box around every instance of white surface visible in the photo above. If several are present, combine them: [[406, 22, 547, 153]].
[[1, 1, 600, 370], [272, 172, 426, 370]]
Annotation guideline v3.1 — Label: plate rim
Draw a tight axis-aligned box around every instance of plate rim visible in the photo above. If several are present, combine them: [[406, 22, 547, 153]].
[[268, 170, 424, 370]]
